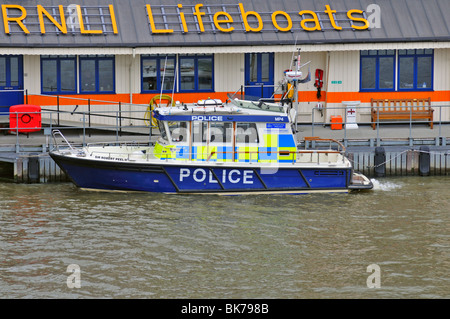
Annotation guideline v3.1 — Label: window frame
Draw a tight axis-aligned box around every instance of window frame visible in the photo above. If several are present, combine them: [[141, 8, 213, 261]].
[[41, 55, 77, 94], [79, 55, 115, 94], [178, 55, 214, 93], [397, 49, 434, 92], [141, 55, 176, 94], [359, 50, 396, 92]]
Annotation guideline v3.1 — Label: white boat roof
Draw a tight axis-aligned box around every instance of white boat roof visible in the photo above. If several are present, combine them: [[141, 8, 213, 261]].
[[153, 99, 291, 123]]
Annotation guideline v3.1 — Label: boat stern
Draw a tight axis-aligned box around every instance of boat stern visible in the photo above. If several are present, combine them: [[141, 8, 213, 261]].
[[348, 171, 373, 191]]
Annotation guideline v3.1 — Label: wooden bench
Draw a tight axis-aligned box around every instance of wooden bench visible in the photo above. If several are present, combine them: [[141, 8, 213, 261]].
[[371, 98, 433, 130]]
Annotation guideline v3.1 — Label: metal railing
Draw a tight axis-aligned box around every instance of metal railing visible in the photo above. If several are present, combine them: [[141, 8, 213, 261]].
[[310, 104, 450, 148], [0, 100, 155, 153], [1, 96, 450, 153]]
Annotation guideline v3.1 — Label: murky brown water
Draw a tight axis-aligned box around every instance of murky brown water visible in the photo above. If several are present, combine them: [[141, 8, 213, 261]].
[[0, 176, 448, 299]]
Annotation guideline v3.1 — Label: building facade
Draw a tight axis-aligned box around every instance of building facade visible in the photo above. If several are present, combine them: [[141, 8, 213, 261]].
[[0, 0, 449, 126]]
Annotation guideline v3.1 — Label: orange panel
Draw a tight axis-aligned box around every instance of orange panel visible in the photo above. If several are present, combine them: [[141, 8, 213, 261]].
[[330, 115, 342, 130]]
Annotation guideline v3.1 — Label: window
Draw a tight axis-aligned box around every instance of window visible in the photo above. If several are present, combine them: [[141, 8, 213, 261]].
[[360, 49, 434, 92], [168, 122, 189, 143], [0, 57, 5, 86], [41, 56, 76, 94], [210, 122, 232, 144], [79, 55, 115, 93], [141, 55, 176, 93], [360, 50, 395, 91], [236, 123, 259, 144], [192, 122, 208, 144], [141, 55, 213, 93], [157, 120, 168, 141], [179, 55, 214, 92], [398, 49, 433, 91]]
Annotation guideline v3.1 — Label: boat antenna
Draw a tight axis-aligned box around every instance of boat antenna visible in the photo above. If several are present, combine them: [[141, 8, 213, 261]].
[[160, 56, 168, 106], [171, 56, 179, 112], [290, 35, 299, 71]]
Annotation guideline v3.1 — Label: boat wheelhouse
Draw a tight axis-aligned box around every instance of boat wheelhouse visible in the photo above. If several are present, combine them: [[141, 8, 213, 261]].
[[153, 98, 297, 164]]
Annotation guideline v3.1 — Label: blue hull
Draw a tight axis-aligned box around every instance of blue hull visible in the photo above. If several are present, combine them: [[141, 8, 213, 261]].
[[50, 153, 352, 194]]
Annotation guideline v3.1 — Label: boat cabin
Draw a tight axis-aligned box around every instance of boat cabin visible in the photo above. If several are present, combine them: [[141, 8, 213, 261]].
[[152, 99, 298, 163]]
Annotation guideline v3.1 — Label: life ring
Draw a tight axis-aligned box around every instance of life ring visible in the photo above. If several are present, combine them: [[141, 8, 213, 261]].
[[20, 113, 32, 124], [144, 95, 175, 127]]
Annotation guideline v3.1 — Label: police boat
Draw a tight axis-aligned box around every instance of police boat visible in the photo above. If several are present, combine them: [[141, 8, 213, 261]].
[[49, 97, 373, 195]]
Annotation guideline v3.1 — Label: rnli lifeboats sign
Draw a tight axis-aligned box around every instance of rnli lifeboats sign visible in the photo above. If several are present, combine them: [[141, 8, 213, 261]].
[[1, 3, 371, 35]]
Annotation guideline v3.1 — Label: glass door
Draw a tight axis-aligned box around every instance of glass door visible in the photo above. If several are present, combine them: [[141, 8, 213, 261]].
[[0, 55, 24, 113], [245, 53, 274, 99]]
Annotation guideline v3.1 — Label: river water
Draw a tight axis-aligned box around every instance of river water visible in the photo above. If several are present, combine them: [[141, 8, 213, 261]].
[[0, 176, 448, 299]]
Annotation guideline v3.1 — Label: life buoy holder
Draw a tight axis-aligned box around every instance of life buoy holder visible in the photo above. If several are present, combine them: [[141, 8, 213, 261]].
[[314, 69, 324, 99], [144, 95, 175, 127]]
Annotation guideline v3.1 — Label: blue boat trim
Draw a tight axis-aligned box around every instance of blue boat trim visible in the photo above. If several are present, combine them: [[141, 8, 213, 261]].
[[154, 113, 290, 123], [50, 152, 355, 194]]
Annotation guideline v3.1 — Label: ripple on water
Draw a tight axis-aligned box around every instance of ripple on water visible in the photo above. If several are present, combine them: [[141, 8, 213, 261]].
[[0, 177, 449, 298]]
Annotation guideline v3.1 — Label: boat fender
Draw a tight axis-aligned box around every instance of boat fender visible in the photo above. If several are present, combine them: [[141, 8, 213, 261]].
[[374, 146, 386, 177], [28, 153, 40, 183], [419, 146, 430, 176]]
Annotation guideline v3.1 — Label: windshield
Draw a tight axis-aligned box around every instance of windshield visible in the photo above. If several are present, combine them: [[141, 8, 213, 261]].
[[168, 122, 189, 142], [158, 120, 168, 141], [236, 123, 259, 144]]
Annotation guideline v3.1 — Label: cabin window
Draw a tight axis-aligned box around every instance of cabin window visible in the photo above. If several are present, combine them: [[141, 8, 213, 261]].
[[192, 122, 208, 144], [168, 122, 189, 143], [158, 121, 168, 141], [210, 122, 232, 144], [236, 123, 259, 144]]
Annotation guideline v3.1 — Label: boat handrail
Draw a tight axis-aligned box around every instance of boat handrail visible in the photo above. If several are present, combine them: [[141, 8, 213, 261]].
[[51, 129, 75, 151], [85, 148, 345, 165], [86, 141, 152, 148], [205, 149, 343, 161], [303, 137, 346, 152]]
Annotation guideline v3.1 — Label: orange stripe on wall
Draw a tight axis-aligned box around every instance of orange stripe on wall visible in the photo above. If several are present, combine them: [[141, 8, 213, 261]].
[[26, 91, 449, 107], [28, 92, 234, 107], [261, 91, 450, 103], [28, 94, 131, 106]]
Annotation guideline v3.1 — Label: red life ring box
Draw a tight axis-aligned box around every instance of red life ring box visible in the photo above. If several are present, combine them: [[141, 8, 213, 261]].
[[9, 104, 42, 133]]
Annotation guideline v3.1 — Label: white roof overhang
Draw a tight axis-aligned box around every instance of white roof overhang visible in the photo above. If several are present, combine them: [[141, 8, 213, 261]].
[[1, 42, 449, 56]]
